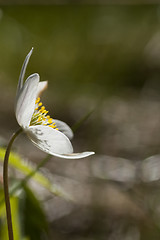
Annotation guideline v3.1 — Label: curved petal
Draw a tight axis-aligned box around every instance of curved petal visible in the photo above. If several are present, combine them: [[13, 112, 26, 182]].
[[26, 125, 73, 156], [17, 48, 33, 96], [53, 119, 74, 140], [49, 151, 95, 159], [15, 73, 39, 128], [37, 81, 48, 97]]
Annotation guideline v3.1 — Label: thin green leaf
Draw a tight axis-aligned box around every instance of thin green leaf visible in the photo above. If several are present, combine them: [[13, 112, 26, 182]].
[[0, 189, 22, 240], [0, 148, 72, 201], [71, 109, 94, 133]]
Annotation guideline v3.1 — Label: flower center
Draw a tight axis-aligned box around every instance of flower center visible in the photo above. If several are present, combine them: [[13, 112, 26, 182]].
[[30, 97, 58, 130]]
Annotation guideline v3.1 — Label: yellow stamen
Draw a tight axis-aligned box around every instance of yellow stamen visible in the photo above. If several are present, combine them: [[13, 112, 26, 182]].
[[48, 118, 53, 124], [35, 97, 40, 104], [49, 124, 56, 128], [31, 98, 58, 129], [40, 106, 45, 111], [37, 116, 42, 122], [38, 102, 42, 107], [42, 109, 48, 114]]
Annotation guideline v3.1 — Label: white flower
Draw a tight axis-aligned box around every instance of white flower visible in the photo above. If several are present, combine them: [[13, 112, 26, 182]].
[[15, 48, 95, 159]]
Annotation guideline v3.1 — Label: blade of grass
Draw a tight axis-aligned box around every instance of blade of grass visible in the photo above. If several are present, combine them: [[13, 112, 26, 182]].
[[71, 109, 94, 133]]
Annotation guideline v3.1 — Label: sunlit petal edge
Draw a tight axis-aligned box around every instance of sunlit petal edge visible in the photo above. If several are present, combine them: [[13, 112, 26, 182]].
[[15, 73, 39, 128]]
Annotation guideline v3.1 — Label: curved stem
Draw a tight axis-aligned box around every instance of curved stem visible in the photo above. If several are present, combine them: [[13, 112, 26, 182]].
[[3, 128, 23, 240]]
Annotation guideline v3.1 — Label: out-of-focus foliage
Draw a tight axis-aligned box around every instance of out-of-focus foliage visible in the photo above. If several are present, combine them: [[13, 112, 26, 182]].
[[21, 184, 48, 240], [0, 5, 158, 95], [0, 185, 49, 240], [0, 147, 73, 200], [2, 147, 160, 239], [0, 149, 49, 240], [0, 148, 53, 190], [0, 189, 21, 240], [0, 148, 76, 239]]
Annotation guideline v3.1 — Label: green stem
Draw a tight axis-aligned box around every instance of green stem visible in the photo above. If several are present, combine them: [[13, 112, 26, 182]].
[[3, 128, 23, 240]]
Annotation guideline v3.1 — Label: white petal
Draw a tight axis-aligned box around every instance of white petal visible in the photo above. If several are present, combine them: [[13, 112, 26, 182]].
[[50, 151, 95, 159], [26, 125, 73, 156], [53, 119, 74, 140], [17, 48, 33, 96], [15, 73, 39, 128], [37, 81, 48, 97]]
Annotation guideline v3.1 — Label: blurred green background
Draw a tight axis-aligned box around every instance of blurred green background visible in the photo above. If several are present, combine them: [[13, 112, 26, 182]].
[[1, 4, 160, 240], [1, 5, 160, 157]]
